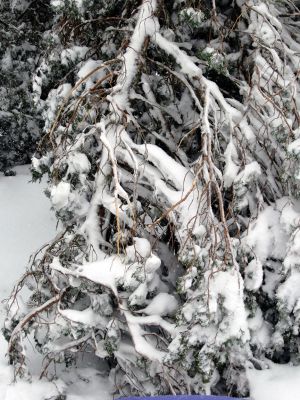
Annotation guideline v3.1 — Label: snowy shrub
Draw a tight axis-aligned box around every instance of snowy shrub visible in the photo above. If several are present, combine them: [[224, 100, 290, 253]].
[[4, 0, 300, 398]]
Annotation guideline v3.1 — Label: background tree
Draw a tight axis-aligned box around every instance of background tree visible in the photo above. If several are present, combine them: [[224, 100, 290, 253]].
[[0, 0, 53, 173], [4, 0, 300, 398]]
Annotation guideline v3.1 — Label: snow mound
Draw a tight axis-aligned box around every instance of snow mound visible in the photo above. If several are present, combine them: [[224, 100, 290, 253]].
[[247, 363, 300, 400]]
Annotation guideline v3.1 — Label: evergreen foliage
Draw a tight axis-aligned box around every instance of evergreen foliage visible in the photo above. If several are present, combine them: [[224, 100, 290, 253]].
[[0, 0, 53, 172], [4, 0, 300, 398]]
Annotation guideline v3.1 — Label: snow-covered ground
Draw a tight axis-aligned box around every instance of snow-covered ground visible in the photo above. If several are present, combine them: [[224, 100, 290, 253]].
[[0, 166, 111, 399], [1, 165, 300, 400], [247, 363, 300, 400], [0, 165, 56, 397]]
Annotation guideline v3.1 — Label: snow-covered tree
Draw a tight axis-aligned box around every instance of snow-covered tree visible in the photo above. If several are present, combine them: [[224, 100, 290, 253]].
[[0, 0, 53, 173], [5, 0, 300, 397]]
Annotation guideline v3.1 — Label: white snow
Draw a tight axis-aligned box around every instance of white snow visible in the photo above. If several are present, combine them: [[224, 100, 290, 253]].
[[243, 205, 288, 263], [50, 0, 63, 7], [57, 83, 73, 99], [51, 181, 71, 210], [67, 151, 91, 174], [61, 46, 89, 66], [108, 0, 159, 116], [277, 271, 300, 311], [0, 166, 112, 399], [283, 229, 300, 270], [126, 237, 151, 261], [0, 165, 57, 398], [1, 167, 300, 399], [207, 270, 250, 343], [59, 307, 107, 328], [279, 198, 300, 233], [0, 166, 56, 300], [181, 7, 205, 25], [4, 378, 66, 400], [137, 293, 178, 316], [77, 59, 106, 90], [1, 49, 13, 72], [234, 161, 261, 186], [154, 32, 201, 77], [247, 362, 300, 400], [51, 255, 125, 298], [247, 307, 272, 349], [223, 139, 240, 188], [244, 259, 263, 291], [288, 138, 300, 155], [0, 166, 300, 398], [65, 368, 112, 400]]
